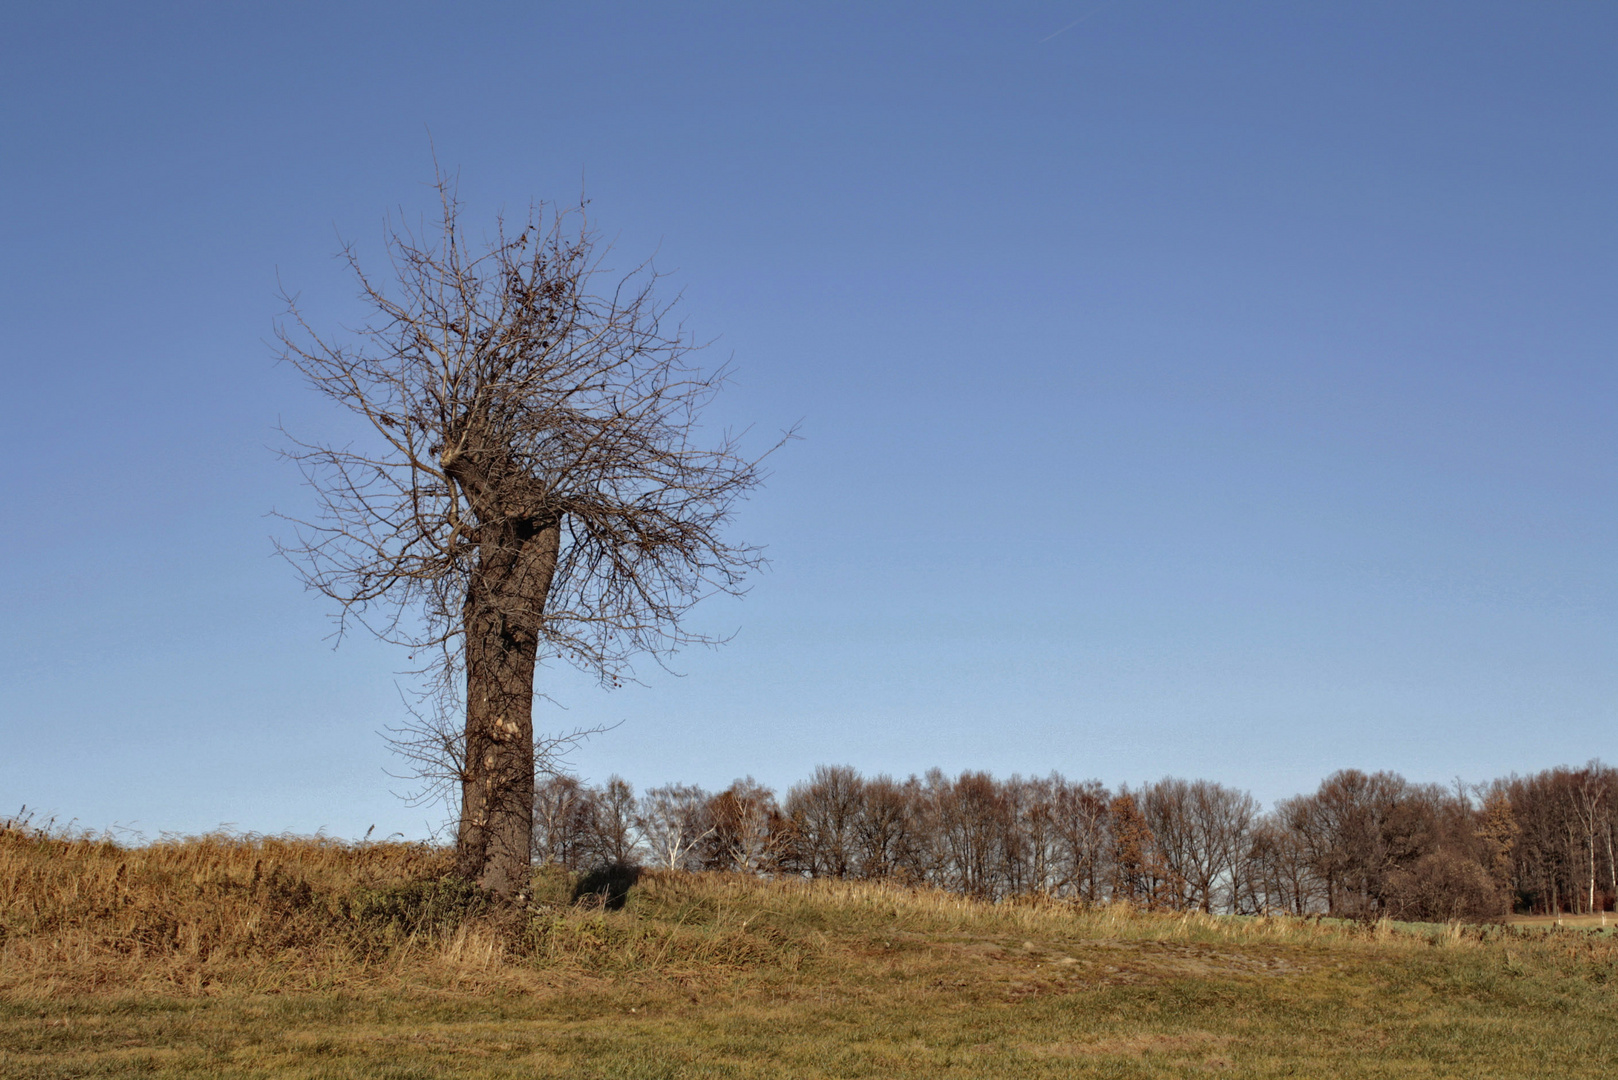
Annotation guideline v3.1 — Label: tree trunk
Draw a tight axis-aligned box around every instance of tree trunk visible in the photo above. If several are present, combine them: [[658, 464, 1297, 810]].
[[1591, 841, 1598, 915], [455, 519, 561, 899], [1606, 827, 1615, 909]]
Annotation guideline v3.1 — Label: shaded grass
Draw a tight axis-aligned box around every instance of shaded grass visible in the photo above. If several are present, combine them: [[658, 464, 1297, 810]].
[[4, 830, 1617, 1077]]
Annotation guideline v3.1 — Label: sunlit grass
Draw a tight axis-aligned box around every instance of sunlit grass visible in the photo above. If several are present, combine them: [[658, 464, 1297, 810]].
[[3, 829, 1616, 1077]]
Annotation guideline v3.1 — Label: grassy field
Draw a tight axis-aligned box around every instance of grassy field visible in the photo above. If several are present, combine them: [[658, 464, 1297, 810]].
[[3, 830, 1617, 1078], [1509, 912, 1615, 932]]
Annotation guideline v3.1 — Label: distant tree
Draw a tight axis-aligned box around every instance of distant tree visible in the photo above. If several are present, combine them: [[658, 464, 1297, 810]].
[[1142, 778, 1258, 914], [276, 174, 780, 897], [1474, 786, 1519, 904], [1504, 770, 1567, 915], [931, 771, 1010, 900], [589, 775, 642, 867], [1247, 812, 1321, 915], [784, 765, 864, 878], [1051, 778, 1112, 904], [510, 760, 1615, 922], [1110, 790, 1171, 908], [1273, 769, 1515, 922], [700, 778, 783, 874], [1506, 763, 1618, 916], [1566, 763, 1613, 914], [532, 774, 595, 870], [1008, 775, 1063, 897], [852, 774, 924, 881], [1286, 770, 1417, 919], [636, 783, 713, 872]]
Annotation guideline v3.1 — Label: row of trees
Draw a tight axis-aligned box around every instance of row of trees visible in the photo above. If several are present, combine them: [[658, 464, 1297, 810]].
[[532, 762, 1618, 922]]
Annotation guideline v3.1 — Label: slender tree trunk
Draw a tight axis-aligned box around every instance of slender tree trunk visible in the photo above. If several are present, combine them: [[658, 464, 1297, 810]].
[[1606, 827, 1615, 909], [455, 518, 561, 898], [1591, 841, 1598, 915]]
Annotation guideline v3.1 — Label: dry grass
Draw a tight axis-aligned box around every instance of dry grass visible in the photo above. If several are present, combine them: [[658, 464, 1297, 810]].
[[0, 826, 457, 994], [1511, 911, 1616, 932], [0, 827, 819, 998], [4, 826, 1618, 1077]]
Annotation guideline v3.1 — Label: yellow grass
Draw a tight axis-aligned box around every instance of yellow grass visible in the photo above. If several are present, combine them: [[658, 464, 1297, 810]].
[[1510, 911, 1616, 931], [4, 828, 1617, 1077]]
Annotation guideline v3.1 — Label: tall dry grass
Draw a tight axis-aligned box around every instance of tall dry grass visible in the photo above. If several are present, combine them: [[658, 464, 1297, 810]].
[[6, 820, 1614, 1001], [0, 823, 811, 996], [0, 822, 463, 994]]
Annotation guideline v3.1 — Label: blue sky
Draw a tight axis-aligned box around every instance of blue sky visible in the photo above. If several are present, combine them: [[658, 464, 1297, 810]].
[[2, 2, 1613, 839]]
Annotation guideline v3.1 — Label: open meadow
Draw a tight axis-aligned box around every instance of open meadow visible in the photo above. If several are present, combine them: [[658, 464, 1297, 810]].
[[3, 829, 1616, 1079]]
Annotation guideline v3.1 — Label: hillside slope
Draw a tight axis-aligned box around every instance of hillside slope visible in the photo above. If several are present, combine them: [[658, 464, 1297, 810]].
[[3, 830, 1615, 1078]]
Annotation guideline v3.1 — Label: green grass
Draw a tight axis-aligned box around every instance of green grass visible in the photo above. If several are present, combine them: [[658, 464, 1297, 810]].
[[4, 839, 1616, 1078], [5, 942, 1615, 1078]]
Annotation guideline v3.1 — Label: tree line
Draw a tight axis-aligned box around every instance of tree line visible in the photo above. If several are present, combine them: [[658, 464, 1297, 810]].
[[532, 761, 1617, 922]]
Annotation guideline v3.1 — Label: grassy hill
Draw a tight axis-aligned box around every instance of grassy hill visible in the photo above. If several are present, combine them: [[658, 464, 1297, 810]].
[[3, 828, 1616, 1078]]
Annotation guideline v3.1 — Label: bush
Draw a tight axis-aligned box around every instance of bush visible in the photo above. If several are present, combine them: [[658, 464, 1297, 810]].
[[346, 877, 494, 936], [1385, 851, 1507, 923]]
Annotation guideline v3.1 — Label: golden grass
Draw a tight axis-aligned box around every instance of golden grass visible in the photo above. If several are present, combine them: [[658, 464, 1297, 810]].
[[0, 828, 824, 998], [4, 828, 1618, 1077], [0, 827, 459, 995], [1511, 911, 1616, 931]]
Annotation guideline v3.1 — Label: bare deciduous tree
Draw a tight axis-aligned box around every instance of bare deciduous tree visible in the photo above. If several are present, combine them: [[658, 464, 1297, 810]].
[[276, 175, 780, 898], [1052, 778, 1112, 904], [591, 775, 642, 867], [1142, 777, 1257, 914], [636, 783, 713, 871], [852, 774, 923, 882], [700, 778, 782, 873], [532, 773, 594, 870], [784, 765, 863, 878]]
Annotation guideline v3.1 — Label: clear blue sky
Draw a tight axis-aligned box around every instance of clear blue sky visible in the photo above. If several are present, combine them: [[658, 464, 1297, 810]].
[[2, 2, 1613, 839]]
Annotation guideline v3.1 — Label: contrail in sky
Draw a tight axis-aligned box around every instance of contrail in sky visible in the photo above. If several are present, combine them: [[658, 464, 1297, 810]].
[[1038, 0, 1125, 43]]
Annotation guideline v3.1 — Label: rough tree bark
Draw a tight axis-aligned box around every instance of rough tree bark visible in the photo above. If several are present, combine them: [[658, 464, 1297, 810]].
[[454, 514, 558, 893]]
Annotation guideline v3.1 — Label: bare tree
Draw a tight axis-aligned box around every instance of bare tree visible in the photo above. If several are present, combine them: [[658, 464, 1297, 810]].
[[1142, 777, 1258, 914], [931, 771, 1010, 900], [1566, 763, 1612, 914], [1052, 778, 1112, 903], [1247, 813, 1321, 915], [590, 775, 642, 867], [276, 175, 780, 897], [532, 773, 594, 869], [636, 783, 713, 871], [1009, 775, 1063, 898], [700, 778, 783, 874], [852, 774, 924, 881], [784, 765, 864, 878]]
